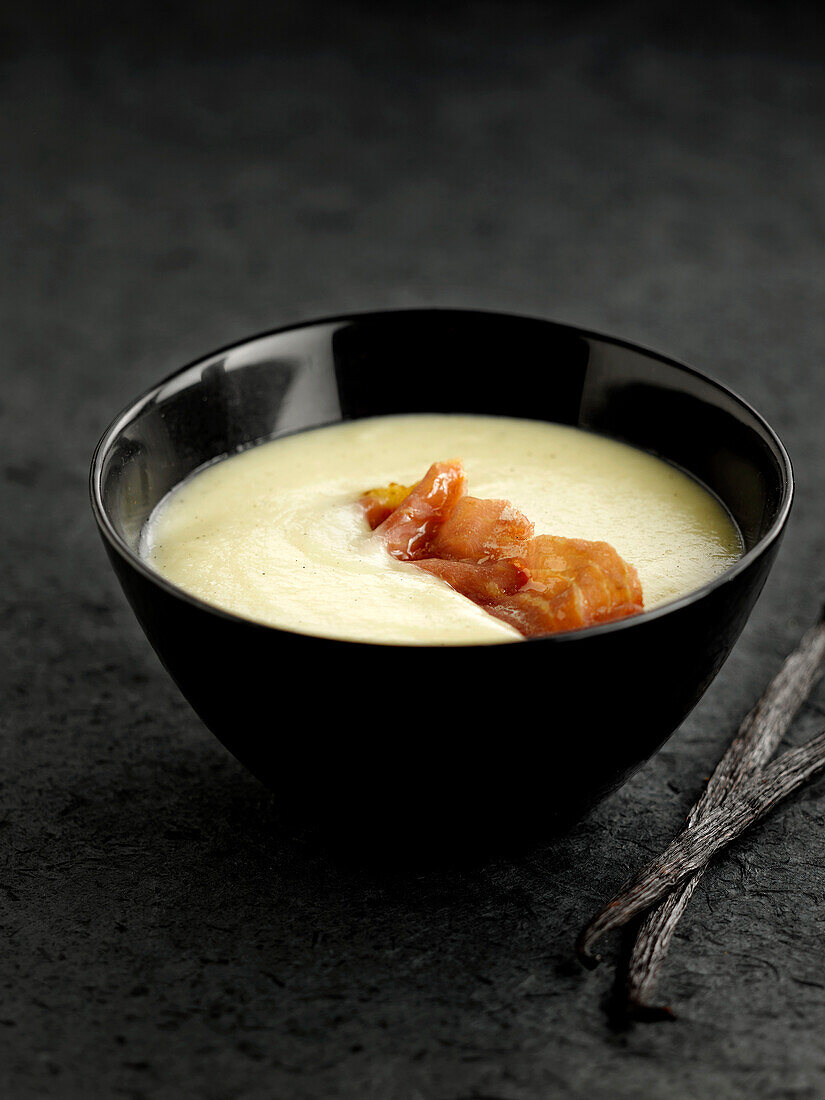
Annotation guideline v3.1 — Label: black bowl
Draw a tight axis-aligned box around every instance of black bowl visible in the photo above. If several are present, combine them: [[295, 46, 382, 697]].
[[90, 310, 792, 853]]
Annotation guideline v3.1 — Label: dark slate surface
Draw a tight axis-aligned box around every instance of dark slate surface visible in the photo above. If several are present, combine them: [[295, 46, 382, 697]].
[[3, 2, 825, 1096]]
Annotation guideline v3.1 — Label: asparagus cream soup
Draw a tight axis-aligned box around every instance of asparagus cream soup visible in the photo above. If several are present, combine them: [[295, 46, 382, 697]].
[[140, 414, 742, 645]]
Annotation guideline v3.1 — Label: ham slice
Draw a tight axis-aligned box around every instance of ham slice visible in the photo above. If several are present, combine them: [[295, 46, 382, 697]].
[[522, 535, 643, 625], [486, 584, 588, 636], [414, 557, 531, 603], [429, 496, 534, 562], [371, 460, 467, 560], [360, 459, 644, 638]]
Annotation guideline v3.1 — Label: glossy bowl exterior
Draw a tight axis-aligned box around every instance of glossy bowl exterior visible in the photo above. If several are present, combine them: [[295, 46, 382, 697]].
[[91, 311, 792, 849]]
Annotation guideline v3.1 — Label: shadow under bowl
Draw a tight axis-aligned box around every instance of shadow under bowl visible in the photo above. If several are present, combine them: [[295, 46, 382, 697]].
[[90, 310, 792, 854]]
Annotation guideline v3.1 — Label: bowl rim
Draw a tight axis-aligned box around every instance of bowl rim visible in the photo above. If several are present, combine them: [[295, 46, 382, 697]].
[[89, 307, 794, 649]]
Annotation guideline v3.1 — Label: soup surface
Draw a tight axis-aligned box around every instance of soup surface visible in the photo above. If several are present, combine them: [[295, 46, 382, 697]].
[[140, 414, 742, 645]]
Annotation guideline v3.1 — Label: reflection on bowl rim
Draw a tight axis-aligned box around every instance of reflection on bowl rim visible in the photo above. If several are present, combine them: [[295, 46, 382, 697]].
[[89, 309, 794, 648]]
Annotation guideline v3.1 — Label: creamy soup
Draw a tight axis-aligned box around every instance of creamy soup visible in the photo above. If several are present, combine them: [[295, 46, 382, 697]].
[[140, 414, 742, 645]]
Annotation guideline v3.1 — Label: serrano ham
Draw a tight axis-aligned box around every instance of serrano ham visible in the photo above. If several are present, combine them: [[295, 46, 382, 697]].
[[372, 460, 467, 560], [429, 495, 534, 562], [359, 460, 643, 638]]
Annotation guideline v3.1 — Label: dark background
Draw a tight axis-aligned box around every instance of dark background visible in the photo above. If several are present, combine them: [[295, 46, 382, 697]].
[[3, 1, 825, 1096]]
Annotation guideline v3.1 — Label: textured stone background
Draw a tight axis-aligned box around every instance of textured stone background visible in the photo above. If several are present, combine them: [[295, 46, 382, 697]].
[[3, 1, 825, 1096]]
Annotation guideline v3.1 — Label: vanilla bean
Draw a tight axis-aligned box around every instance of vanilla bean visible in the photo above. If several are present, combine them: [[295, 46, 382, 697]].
[[626, 611, 825, 1015], [577, 730, 825, 962], [691, 610, 825, 808], [625, 885, 698, 1020]]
